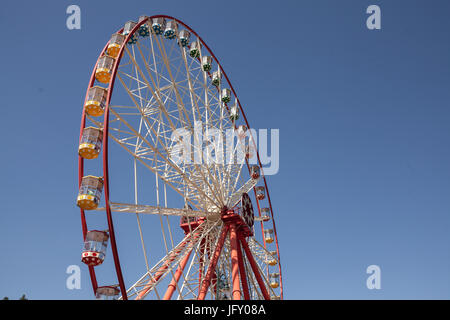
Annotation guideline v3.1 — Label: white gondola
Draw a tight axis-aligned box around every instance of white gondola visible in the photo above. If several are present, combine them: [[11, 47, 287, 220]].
[[229, 105, 239, 121], [250, 165, 260, 180], [96, 286, 120, 300], [221, 88, 231, 103], [164, 20, 177, 39], [255, 186, 265, 200], [202, 55, 212, 71], [81, 230, 108, 266], [189, 40, 201, 58], [212, 70, 221, 86], [261, 207, 271, 221], [179, 29, 190, 47]]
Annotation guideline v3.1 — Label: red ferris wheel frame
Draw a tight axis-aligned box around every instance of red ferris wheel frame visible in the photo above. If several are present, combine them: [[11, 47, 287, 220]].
[[78, 15, 283, 300]]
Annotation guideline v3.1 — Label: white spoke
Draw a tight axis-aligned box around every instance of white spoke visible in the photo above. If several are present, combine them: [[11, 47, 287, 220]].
[[95, 202, 216, 218], [227, 176, 260, 207]]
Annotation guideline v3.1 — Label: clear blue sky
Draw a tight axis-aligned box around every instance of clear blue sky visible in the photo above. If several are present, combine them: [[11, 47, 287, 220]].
[[1, 0, 450, 299]]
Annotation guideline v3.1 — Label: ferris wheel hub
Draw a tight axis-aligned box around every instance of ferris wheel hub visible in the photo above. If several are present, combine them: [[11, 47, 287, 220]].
[[220, 208, 253, 237], [206, 212, 221, 222]]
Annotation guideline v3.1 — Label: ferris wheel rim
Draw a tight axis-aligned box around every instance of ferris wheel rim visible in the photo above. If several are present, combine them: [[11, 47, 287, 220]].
[[78, 14, 283, 300]]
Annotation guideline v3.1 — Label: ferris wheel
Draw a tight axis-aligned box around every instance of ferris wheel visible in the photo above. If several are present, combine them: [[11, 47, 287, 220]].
[[76, 15, 282, 300]]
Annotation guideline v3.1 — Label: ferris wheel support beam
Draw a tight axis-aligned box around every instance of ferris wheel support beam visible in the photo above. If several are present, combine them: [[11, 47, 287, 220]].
[[204, 234, 218, 296], [134, 226, 205, 300], [236, 235, 251, 300], [239, 235, 270, 300], [229, 223, 241, 300], [163, 248, 193, 300], [197, 235, 218, 298], [135, 237, 191, 300], [197, 225, 229, 300], [198, 237, 206, 295]]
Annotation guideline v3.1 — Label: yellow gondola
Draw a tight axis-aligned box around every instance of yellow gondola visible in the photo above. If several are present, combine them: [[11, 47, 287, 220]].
[[77, 175, 103, 210]]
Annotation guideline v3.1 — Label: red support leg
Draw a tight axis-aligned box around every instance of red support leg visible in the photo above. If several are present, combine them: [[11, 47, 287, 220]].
[[88, 266, 98, 295], [239, 235, 271, 300], [229, 223, 241, 300], [198, 238, 205, 296], [163, 248, 193, 300], [236, 234, 250, 300], [204, 234, 218, 297], [198, 225, 229, 300]]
